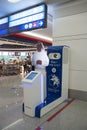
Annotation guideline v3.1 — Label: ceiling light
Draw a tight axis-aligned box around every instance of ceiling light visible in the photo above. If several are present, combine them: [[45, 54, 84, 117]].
[[8, 0, 21, 3], [22, 32, 53, 42]]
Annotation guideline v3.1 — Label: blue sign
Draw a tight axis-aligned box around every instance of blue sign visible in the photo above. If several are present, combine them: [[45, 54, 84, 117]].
[[9, 4, 47, 33], [0, 17, 8, 37], [46, 46, 64, 103], [35, 46, 64, 118]]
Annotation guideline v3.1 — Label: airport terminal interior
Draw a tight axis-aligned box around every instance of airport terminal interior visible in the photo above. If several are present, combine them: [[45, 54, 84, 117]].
[[0, 0, 87, 130]]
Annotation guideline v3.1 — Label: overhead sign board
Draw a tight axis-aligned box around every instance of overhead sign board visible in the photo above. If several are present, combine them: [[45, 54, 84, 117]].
[[0, 17, 8, 37], [9, 4, 47, 34]]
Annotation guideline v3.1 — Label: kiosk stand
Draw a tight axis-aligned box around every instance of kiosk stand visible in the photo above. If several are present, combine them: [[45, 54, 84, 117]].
[[22, 71, 44, 117], [22, 46, 69, 118]]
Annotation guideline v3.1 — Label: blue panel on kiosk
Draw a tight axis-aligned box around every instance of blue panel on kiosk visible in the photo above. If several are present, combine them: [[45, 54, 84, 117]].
[[35, 46, 64, 118], [46, 46, 63, 103], [35, 103, 45, 118]]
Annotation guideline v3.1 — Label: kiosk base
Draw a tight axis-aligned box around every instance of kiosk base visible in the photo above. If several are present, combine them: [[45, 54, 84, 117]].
[[35, 97, 67, 118]]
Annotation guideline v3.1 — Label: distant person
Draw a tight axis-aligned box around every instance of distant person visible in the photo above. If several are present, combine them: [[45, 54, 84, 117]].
[[23, 60, 28, 74]]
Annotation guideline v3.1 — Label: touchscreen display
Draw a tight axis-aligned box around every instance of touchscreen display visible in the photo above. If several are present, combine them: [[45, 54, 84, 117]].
[[26, 72, 38, 80]]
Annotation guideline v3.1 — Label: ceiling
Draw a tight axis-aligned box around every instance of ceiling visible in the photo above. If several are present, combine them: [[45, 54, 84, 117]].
[[0, 0, 73, 18], [0, 0, 87, 50]]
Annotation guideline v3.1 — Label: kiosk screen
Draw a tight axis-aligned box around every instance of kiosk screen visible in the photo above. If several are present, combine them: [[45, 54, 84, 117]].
[[26, 72, 38, 80]]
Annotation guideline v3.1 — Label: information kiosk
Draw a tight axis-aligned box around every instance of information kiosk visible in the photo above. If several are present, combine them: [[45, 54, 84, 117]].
[[22, 46, 69, 118], [22, 71, 44, 117]]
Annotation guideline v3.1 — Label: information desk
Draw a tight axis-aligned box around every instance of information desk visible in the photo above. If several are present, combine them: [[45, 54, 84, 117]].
[[22, 71, 44, 117]]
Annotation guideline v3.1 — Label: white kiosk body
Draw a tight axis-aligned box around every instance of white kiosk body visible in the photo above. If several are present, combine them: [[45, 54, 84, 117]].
[[22, 71, 44, 117]]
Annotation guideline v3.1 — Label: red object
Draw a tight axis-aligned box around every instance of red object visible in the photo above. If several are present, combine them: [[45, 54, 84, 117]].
[[12, 33, 52, 45], [33, 22, 37, 27], [47, 98, 75, 122]]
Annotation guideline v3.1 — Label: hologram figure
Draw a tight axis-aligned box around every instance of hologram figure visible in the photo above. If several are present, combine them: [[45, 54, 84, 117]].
[[32, 42, 49, 69], [32, 42, 49, 102]]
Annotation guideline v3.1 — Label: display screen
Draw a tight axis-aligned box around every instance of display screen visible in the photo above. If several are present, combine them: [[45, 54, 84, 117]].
[[0, 17, 8, 37], [26, 72, 38, 80], [9, 4, 47, 33]]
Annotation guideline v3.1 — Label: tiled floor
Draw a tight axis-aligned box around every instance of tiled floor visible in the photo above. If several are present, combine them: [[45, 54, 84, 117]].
[[0, 75, 87, 130]]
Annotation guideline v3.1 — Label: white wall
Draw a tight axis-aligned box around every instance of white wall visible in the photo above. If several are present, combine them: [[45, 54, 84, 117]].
[[53, 12, 87, 92]]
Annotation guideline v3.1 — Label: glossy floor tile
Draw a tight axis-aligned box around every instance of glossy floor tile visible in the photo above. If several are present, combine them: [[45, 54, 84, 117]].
[[0, 75, 87, 130]]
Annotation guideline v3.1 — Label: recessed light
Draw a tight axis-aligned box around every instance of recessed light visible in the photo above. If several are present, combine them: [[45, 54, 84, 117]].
[[22, 32, 53, 42], [8, 0, 21, 3]]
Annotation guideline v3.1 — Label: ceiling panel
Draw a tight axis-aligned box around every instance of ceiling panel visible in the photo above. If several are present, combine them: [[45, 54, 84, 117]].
[[0, 0, 44, 18]]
